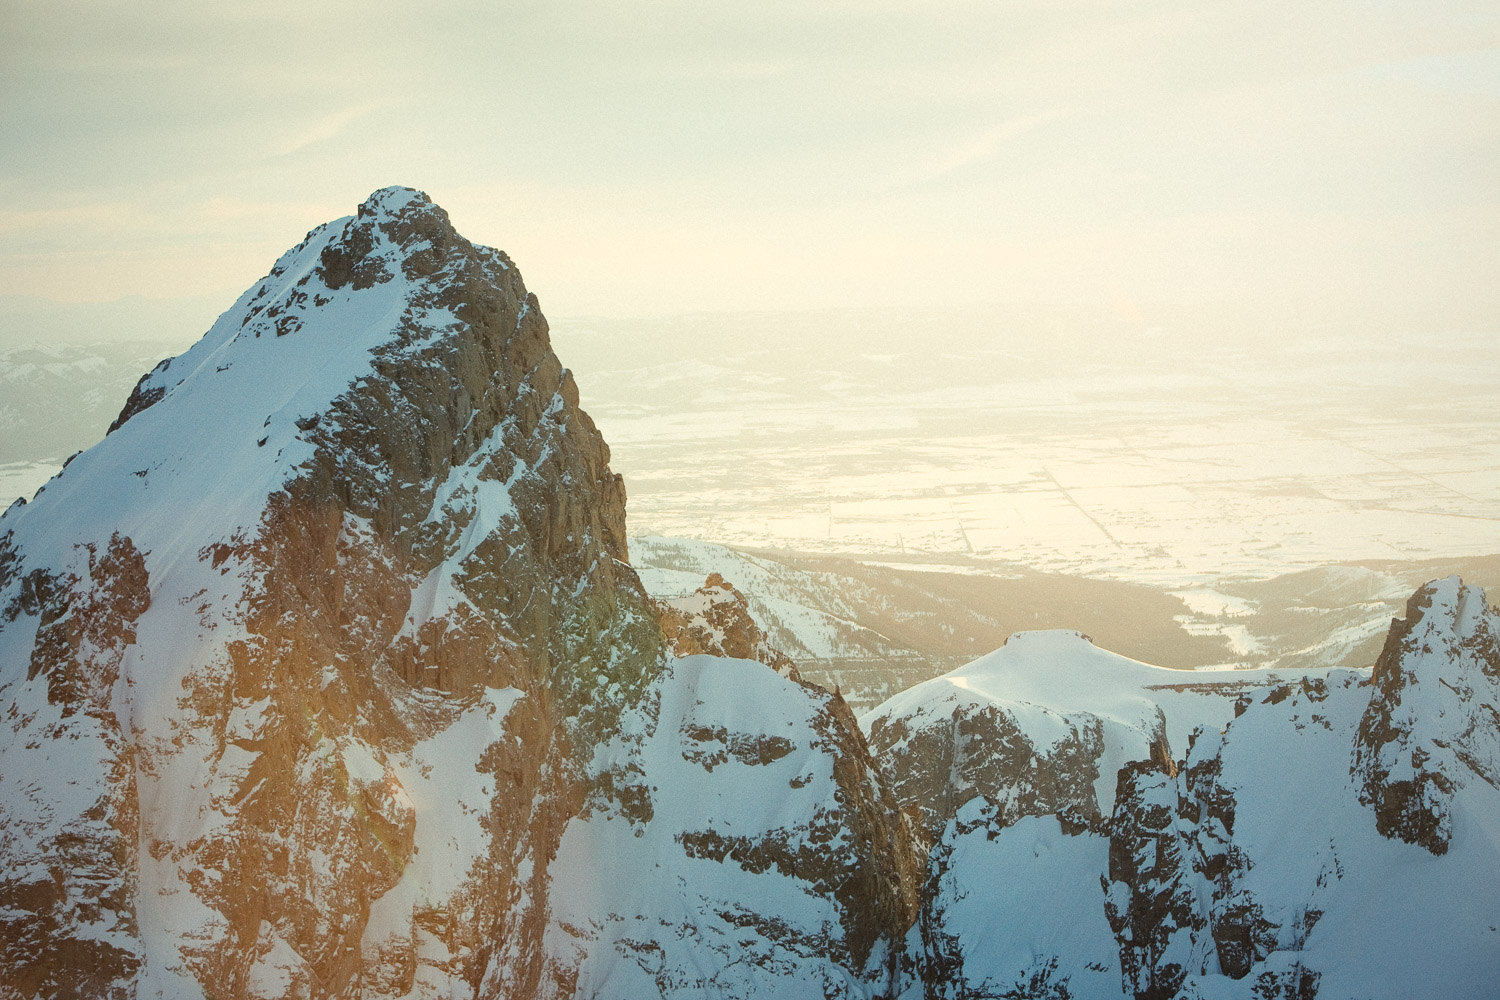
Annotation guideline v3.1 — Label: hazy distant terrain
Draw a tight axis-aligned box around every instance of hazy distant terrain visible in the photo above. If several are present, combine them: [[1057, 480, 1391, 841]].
[[2, 306, 1496, 708], [5, 306, 1497, 592], [0, 338, 179, 505], [633, 534, 1500, 712], [552, 310, 1500, 588]]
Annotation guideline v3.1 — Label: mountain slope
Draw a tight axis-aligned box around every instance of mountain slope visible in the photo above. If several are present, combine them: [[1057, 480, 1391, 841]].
[[0, 185, 663, 998], [539, 654, 923, 999], [0, 188, 920, 1000]]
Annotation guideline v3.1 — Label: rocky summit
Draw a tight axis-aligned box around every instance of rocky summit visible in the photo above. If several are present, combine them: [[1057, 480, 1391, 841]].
[[0, 188, 920, 999], [1, 188, 1498, 1000]]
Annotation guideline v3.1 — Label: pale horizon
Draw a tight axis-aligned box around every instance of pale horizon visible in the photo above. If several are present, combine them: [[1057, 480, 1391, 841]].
[[3, 1, 1497, 333], [2, 1, 1497, 596]]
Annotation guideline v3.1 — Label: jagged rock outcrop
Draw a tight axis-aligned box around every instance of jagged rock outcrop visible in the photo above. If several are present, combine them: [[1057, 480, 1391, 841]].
[[866, 589, 1500, 1000], [1102, 761, 1206, 1000], [1093, 673, 1360, 999], [0, 188, 925, 1000], [654, 573, 801, 678], [1353, 576, 1500, 854]]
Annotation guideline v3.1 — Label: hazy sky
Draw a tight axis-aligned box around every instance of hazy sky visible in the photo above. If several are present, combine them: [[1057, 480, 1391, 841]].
[[2, 1, 1497, 329]]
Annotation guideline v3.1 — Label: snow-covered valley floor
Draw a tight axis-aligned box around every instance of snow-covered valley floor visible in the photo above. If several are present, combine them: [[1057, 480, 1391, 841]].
[[551, 317, 1500, 590]]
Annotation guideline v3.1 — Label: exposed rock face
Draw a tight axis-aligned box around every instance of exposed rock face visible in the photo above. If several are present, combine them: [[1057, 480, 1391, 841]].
[[1102, 761, 1206, 1000], [636, 578, 925, 994], [0, 532, 149, 998], [1094, 675, 1356, 1000], [0, 188, 930, 1000], [1172, 727, 1277, 982], [654, 573, 801, 678], [544, 655, 926, 998], [872, 696, 1112, 836], [1353, 576, 1500, 854]]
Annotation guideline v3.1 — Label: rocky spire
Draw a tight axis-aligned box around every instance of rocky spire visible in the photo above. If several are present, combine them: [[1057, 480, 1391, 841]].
[[1354, 576, 1500, 854]]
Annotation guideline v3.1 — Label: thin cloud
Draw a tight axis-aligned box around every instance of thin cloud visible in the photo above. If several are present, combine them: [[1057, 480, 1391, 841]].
[[642, 59, 793, 81], [918, 108, 1078, 183], [269, 102, 390, 159]]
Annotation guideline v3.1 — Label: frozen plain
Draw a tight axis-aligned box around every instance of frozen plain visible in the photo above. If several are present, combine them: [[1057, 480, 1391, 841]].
[[551, 313, 1500, 590]]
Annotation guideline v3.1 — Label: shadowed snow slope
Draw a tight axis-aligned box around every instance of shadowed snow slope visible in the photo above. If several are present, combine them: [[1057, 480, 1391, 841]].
[[867, 588, 1500, 999]]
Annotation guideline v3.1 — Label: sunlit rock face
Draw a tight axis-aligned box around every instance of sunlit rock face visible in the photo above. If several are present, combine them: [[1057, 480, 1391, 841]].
[[0, 189, 924, 999], [654, 573, 801, 679], [868, 590, 1500, 1000]]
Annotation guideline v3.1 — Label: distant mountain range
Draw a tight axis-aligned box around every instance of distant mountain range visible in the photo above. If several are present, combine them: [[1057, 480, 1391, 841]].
[[0, 339, 178, 465]]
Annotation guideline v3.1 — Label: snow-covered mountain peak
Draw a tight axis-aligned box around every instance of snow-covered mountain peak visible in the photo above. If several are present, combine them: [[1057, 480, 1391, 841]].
[[3, 184, 601, 590], [356, 184, 439, 220], [1379, 574, 1490, 651], [875, 628, 1292, 750], [1003, 627, 1096, 649], [0, 188, 668, 996], [99, 184, 490, 431], [0, 190, 937, 999], [865, 628, 1337, 835]]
